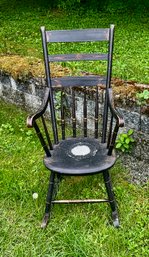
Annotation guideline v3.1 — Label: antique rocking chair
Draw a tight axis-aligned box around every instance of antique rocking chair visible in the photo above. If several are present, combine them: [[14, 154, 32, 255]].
[[27, 25, 124, 228]]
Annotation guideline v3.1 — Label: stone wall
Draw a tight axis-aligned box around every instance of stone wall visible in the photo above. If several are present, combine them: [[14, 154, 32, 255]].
[[0, 72, 149, 184], [0, 72, 149, 133]]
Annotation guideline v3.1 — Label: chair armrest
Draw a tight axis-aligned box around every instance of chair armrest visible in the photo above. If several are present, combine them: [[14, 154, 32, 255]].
[[108, 88, 124, 127], [27, 87, 50, 128]]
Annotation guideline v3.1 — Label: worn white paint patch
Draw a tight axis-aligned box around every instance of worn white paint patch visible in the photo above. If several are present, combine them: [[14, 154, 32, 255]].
[[71, 145, 90, 156]]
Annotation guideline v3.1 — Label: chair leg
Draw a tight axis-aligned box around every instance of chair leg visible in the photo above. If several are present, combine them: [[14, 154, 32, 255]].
[[103, 170, 120, 228], [53, 173, 62, 200], [41, 171, 56, 229]]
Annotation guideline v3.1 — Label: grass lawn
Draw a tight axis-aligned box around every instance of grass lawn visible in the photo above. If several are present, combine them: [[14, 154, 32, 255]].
[[0, 100, 148, 256], [0, 0, 149, 83]]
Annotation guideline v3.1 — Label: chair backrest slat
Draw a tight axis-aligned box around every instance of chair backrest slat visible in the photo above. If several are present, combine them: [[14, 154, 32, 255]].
[[51, 76, 106, 89], [48, 53, 108, 62], [61, 90, 65, 140], [46, 29, 109, 42]]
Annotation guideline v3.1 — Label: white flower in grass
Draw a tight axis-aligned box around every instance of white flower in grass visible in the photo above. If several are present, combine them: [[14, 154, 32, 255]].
[[32, 192, 38, 199]]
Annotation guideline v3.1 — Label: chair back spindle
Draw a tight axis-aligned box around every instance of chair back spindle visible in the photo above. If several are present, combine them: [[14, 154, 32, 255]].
[[83, 87, 87, 137], [61, 90, 65, 140], [72, 88, 76, 138], [95, 86, 99, 139]]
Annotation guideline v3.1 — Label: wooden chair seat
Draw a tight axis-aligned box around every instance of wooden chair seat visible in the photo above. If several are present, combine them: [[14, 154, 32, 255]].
[[44, 137, 116, 175]]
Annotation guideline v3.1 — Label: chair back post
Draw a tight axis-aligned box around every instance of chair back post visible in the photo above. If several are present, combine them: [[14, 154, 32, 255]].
[[102, 24, 115, 143], [40, 26, 59, 144]]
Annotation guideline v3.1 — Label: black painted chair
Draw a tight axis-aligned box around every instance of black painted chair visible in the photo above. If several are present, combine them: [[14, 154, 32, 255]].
[[27, 25, 124, 228]]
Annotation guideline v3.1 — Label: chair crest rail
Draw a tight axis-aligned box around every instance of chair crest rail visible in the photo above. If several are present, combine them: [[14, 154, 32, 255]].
[[45, 28, 110, 42]]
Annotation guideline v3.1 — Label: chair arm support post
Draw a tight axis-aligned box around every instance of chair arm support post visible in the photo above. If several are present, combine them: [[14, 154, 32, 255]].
[[108, 122, 119, 155], [34, 121, 51, 157]]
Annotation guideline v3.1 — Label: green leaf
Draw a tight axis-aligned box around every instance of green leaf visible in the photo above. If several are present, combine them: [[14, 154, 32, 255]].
[[120, 137, 125, 143], [116, 143, 122, 149], [127, 129, 134, 136], [125, 138, 130, 144], [121, 147, 125, 152], [143, 90, 149, 99], [124, 144, 129, 149], [144, 95, 149, 100], [130, 138, 135, 142], [122, 134, 128, 138]]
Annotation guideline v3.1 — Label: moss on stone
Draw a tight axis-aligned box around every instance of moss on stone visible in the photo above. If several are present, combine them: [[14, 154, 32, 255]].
[[0, 55, 70, 80]]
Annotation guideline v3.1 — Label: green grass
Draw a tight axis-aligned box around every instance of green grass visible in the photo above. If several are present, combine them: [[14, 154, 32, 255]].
[[0, 0, 149, 83], [0, 100, 148, 257]]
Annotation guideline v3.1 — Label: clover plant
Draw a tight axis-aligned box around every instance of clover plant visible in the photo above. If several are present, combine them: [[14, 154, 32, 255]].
[[116, 129, 135, 153]]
